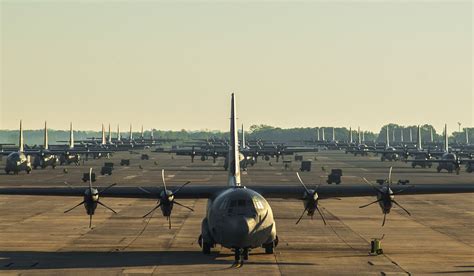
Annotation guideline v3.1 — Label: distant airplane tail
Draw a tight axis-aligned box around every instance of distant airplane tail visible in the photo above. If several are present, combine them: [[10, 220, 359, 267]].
[[228, 93, 241, 187], [19, 120, 24, 153], [385, 126, 390, 148], [69, 122, 74, 149], [417, 125, 422, 151], [44, 121, 49, 150], [444, 124, 448, 153], [101, 124, 106, 145]]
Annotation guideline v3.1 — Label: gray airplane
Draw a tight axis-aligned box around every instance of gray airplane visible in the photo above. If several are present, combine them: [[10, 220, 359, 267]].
[[32, 121, 60, 169], [1, 94, 473, 266], [4, 120, 32, 174]]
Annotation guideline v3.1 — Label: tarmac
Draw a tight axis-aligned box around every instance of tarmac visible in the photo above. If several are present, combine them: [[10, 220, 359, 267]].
[[0, 150, 473, 275]]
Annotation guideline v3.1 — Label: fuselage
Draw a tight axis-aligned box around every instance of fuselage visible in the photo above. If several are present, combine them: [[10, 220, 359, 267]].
[[205, 187, 276, 249], [33, 151, 59, 169], [5, 152, 32, 174], [437, 152, 457, 172]]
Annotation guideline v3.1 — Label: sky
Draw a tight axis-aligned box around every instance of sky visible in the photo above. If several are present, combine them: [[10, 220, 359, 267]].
[[1, 0, 472, 133]]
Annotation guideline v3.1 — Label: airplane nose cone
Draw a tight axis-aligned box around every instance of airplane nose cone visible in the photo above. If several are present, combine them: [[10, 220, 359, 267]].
[[225, 216, 256, 247]]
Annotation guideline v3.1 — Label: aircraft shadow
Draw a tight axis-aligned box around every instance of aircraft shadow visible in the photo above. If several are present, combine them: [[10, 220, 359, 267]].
[[0, 250, 314, 270]]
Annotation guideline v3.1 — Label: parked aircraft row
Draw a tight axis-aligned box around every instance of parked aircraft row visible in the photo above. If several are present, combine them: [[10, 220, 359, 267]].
[[0, 94, 473, 265]]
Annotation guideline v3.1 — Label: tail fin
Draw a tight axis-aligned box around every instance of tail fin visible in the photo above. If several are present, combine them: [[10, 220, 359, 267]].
[[117, 124, 121, 141], [129, 124, 133, 140], [19, 120, 24, 152], [349, 127, 352, 143], [69, 122, 74, 149], [466, 128, 469, 144], [108, 124, 112, 144], [317, 128, 320, 141], [332, 128, 335, 141], [358, 126, 361, 144], [386, 126, 390, 148], [417, 125, 422, 151], [321, 127, 325, 141], [151, 128, 154, 139], [430, 127, 434, 142], [101, 124, 106, 145], [400, 128, 404, 142], [44, 121, 48, 150], [444, 124, 448, 152], [228, 93, 241, 187]]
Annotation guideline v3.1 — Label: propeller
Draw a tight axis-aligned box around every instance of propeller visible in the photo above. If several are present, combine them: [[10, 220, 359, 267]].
[[359, 167, 411, 226], [64, 168, 117, 228], [142, 169, 193, 229], [295, 172, 326, 225]]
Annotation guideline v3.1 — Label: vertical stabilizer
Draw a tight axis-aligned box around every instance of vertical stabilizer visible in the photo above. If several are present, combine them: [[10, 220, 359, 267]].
[[430, 127, 434, 142], [417, 125, 422, 151], [400, 128, 404, 142], [228, 93, 241, 187], [349, 127, 353, 143], [108, 124, 112, 144], [44, 121, 48, 150], [19, 120, 24, 152], [322, 128, 325, 141], [117, 125, 121, 141], [101, 124, 106, 145], [332, 128, 335, 141], [465, 128, 469, 144], [358, 127, 361, 144], [151, 129, 154, 139], [69, 122, 74, 149], [444, 124, 448, 152], [317, 128, 320, 141], [129, 124, 133, 140], [386, 126, 390, 148], [241, 124, 245, 150]]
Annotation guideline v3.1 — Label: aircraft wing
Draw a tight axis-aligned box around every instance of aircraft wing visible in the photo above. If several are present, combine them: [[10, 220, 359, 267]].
[[0, 184, 472, 199]]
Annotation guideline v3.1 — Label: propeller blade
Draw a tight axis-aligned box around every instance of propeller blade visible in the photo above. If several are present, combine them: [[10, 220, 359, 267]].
[[100, 183, 117, 193], [138, 187, 152, 194], [388, 166, 393, 185], [64, 200, 85, 213], [316, 207, 327, 225], [382, 212, 387, 227], [359, 198, 383, 208], [361, 177, 383, 193], [296, 207, 308, 225], [296, 172, 311, 194], [89, 214, 93, 228], [97, 201, 117, 214], [172, 181, 191, 195], [174, 201, 194, 211], [392, 200, 411, 216], [88, 168, 93, 190], [161, 169, 167, 191], [142, 203, 162, 218]]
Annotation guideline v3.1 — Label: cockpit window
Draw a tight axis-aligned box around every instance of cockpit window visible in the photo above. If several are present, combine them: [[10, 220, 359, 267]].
[[252, 197, 265, 210], [226, 199, 255, 215]]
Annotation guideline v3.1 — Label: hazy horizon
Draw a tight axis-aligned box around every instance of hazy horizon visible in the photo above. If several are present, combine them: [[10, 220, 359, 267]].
[[1, 1, 472, 132]]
